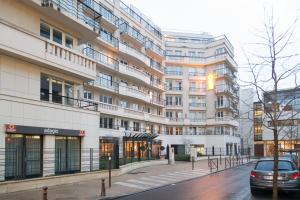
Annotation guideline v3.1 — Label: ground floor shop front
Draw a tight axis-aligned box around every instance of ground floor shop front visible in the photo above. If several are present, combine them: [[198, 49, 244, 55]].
[[0, 125, 161, 181], [254, 140, 300, 157]]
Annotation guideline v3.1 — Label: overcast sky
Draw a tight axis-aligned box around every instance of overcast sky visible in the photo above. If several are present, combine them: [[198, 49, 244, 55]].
[[122, 0, 300, 89]]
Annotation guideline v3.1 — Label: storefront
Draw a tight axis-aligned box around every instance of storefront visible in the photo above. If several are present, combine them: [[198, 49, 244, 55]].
[[4, 124, 85, 180], [123, 132, 158, 162], [99, 137, 119, 169]]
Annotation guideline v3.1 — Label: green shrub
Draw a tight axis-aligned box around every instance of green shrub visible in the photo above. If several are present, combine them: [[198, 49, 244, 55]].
[[175, 154, 190, 161]]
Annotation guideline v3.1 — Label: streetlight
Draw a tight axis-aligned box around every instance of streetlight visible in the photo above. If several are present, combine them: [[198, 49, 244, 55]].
[[108, 155, 112, 188]]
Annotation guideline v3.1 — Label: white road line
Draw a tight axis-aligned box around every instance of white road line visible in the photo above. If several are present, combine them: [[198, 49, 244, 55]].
[[140, 177, 168, 183], [167, 173, 195, 178], [174, 171, 208, 176], [150, 175, 175, 181], [159, 174, 185, 180], [114, 182, 149, 190], [127, 179, 161, 187]]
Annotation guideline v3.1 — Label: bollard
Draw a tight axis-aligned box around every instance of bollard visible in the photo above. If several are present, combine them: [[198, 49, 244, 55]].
[[42, 186, 48, 200], [101, 179, 106, 197], [192, 157, 195, 170]]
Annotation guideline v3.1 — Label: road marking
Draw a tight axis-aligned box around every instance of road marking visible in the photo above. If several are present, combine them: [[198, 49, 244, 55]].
[[159, 174, 185, 180], [127, 179, 160, 187], [149, 175, 175, 181], [140, 177, 168, 183], [174, 171, 209, 176], [114, 182, 149, 190]]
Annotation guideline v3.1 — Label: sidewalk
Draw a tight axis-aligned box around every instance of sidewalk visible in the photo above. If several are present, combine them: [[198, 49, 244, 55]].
[[0, 158, 253, 200]]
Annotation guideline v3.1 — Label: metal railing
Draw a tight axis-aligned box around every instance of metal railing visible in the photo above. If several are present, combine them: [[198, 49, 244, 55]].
[[99, 29, 119, 48], [150, 59, 164, 72], [82, 47, 119, 71], [165, 71, 183, 76], [119, 23, 145, 44], [145, 41, 165, 57], [166, 87, 182, 91], [189, 102, 206, 108], [42, 0, 101, 33], [40, 92, 98, 111]]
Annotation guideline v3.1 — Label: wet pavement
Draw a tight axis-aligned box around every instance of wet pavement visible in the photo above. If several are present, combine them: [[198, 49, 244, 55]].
[[115, 163, 300, 200]]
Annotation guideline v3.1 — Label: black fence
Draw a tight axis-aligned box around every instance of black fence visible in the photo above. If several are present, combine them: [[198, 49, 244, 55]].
[[0, 147, 160, 181], [202, 147, 251, 156]]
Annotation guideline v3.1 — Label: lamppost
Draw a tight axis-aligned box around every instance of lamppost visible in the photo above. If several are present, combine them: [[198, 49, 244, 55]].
[[108, 155, 112, 188]]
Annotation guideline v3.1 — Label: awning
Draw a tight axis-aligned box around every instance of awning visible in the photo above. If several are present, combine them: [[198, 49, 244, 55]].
[[123, 131, 158, 140]]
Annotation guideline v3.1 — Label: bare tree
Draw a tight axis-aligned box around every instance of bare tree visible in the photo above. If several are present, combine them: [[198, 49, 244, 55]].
[[240, 8, 300, 199]]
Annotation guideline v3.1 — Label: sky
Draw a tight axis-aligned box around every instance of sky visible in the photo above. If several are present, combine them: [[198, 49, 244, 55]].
[[122, 0, 300, 91]]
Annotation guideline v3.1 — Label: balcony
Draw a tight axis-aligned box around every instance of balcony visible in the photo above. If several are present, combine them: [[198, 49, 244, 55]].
[[189, 103, 206, 110], [189, 118, 206, 123], [166, 102, 183, 109], [41, 91, 98, 111], [119, 85, 150, 102], [189, 87, 206, 94], [89, 0, 119, 30], [145, 41, 165, 60], [215, 84, 238, 99], [82, 47, 118, 72], [188, 72, 206, 77], [0, 22, 96, 80], [150, 79, 165, 91], [119, 23, 145, 47], [24, 0, 100, 43], [118, 63, 151, 85], [98, 102, 119, 116], [166, 87, 183, 93], [96, 30, 119, 51], [150, 60, 164, 74], [165, 70, 183, 76], [88, 77, 119, 93], [215, 100, 238, 113], [119, 43, 150, 67], [151, 96, 165, 107]]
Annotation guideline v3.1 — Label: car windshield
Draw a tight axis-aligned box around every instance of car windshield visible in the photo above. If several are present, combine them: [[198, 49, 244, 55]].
[[255, 160, 294, 171]]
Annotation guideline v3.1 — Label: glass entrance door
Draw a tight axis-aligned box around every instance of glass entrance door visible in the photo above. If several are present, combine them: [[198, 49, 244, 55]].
[[5, 134, 42, 180], [55, 136, 80, 174], [100, 139, 119, 169]]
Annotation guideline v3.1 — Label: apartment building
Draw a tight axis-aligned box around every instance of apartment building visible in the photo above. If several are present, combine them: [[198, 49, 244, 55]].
[[0, 0, 165, 181], [254, 88, 300, 157], [159, 32, 240, 156]]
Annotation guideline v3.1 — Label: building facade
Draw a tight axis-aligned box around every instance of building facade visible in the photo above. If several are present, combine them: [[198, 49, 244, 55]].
[[0, 0, 240, 181], [158, 32, 240, 156], [253, 88, 300, 157], [239, 88, 254, 155]]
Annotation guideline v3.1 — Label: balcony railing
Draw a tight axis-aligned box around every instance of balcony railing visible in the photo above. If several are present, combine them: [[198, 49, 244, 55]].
[[99, 29, 119, 48], [119, 64, 150, 84], [165, 71, 183, 76], [215, 100, 238, 112], [119, 43, 150, 66], [151, 96, 165, 106], [82, 47, 119, 71], [189, 118, 206, 122], [119, 0, 162, 39], [188, 72, 206, 77], [168, 118, 184, 122], [40, 91, 98, 111], [189, 103, 206, 108], [42, 0, 101, 32], [145, 41, 165, 57], [215, 84, 238, 98], [166, 87, 182, 91], [88, 0, 119, 27], [119, 23, 145, 44], [189, 87, 206, 93], [89, 77, 119, 92], [166, 102, 183, 107], [150, 59, 164, 73], [215, 68, 236, 79]]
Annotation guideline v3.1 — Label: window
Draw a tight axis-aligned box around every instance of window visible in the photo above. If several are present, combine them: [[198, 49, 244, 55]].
[[119, 100, 128, 108], [166, 96, 172, 106], [40, 23, 50, 39], [120, 60, 128, 65], [121, 120, 129, 130], [133, 122, 140, 131], [166, 111, 173, 118], [132, 103, 139, 111], [217, 96, 224, 106], [166, 127, 173, 135], [51, 79, 63, 104], [84, 90, 92, 100], [100, 95, 112, 104], [175, 127, 183, 135], [100, 73, 112, 87], [188, 51, 196, 57], [40, 74, 50, 101], [65, 36, 73, 48], [100, 116, 114, 129], [255, 161, 294, 171], [53, 29, 62, 44], [216, 47, 226, 55], [217, 111, 224, 118], [175, 96, 182, 106], [175, 50, 182, 56], [189, 127, 197, 135]]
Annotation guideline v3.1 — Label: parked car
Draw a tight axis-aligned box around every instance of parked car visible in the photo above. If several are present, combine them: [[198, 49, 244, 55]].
[[250, 158, 300, 195], [282, 153, 298, 167]]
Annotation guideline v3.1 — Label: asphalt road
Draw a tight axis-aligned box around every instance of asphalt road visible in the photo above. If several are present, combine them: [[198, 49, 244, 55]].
[[115, 163, 300, 200]]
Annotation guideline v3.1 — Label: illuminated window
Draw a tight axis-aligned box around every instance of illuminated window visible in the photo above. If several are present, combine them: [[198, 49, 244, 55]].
[[207, 73, 215, 90]]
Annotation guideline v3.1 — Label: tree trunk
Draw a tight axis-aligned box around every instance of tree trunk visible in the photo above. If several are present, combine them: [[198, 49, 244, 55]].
[[273, 128, 279, 200]]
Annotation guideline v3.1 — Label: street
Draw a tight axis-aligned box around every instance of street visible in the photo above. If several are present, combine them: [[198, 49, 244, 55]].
[[115, 163, 300, 200]]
